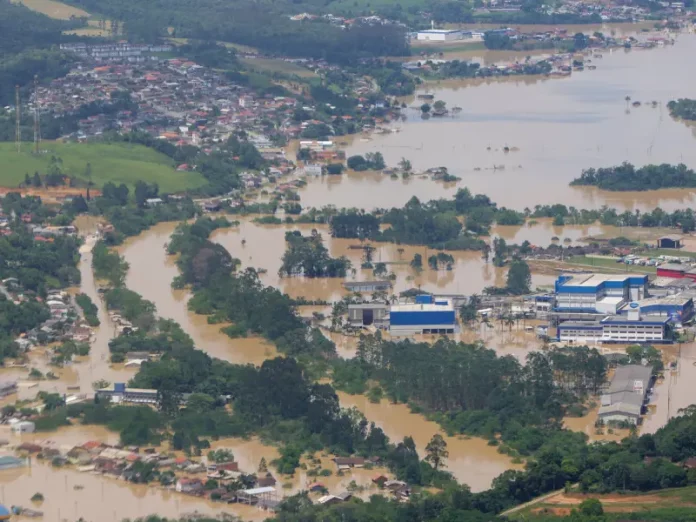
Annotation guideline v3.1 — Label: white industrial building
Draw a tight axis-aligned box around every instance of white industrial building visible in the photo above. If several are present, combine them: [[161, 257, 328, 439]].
[[415, 29, 470, 41]]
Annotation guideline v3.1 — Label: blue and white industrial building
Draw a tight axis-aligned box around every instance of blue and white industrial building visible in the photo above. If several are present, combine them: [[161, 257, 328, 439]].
[[389, 295, 456, 335], [554, 274, 649, 315], [540, 273, 694, 344]]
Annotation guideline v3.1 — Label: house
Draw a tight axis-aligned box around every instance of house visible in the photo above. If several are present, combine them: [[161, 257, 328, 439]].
[[657, 235, 682, 249], [10, 421, 35, 434], [307, 482, 326, 492], [125, 352, 151, 367], [372, 475, 389, 487], [333, 457, 365, 470], [0, 455, 26, 470], [0, 381, 17, 397], [176, 477, 204, 494], [316, 495, 342, 506], [256, 473, 277, 487], [16, 443, 42, 453]]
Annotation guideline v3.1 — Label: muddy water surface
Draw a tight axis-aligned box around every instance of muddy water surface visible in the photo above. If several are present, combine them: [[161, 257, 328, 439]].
[[300, 33, 696, 212], [337, 392, 523, 492]]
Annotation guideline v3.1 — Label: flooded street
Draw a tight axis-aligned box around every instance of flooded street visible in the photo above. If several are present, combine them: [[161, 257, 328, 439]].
[[300, 34, 696, 212]]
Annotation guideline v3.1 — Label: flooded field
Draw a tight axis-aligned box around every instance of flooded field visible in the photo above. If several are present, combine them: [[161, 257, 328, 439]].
[[337, 392, 523, 491], [299, 34, 696, 212]]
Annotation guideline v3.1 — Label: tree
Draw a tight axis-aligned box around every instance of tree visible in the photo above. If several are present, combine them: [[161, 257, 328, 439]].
[[579, 498, 603, 516], [506, 259, 531, 295], [410, 253, 423, 271], [424, 433, 449, 470], [258, 457, 268, 473], [420, 103, 431, 113], [398, 158, 412, 172], [492, 237, 507, 267]]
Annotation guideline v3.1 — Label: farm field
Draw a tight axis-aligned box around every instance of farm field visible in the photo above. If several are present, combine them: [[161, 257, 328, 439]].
[[240, 57, 317, 78], [508, 486, 696, 519], [11, 0, 89, 19], [0, 142, 206, 193]]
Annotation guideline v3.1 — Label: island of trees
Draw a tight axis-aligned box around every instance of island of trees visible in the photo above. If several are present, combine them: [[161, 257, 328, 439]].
[[570, 162, 696, 191], [668, 98, 696, 121]]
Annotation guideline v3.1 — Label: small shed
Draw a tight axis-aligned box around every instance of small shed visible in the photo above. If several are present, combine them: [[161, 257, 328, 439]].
[[657, 235, 683, 249]]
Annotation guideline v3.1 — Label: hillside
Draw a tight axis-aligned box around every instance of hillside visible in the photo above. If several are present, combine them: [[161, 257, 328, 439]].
[[0, 141, 206, 193]]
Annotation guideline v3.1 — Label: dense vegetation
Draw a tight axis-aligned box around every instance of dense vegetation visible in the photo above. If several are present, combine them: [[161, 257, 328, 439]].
[[279, 231, 351, 278], [0, 1, 80, 105], [60, 0, 408, 63], [75, 293, 100, 326], [668, 98, 696, 121], [570, 163, 696, 191]]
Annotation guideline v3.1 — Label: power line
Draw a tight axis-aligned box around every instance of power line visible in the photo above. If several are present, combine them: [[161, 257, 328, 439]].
[[15, 85, 20, 153]]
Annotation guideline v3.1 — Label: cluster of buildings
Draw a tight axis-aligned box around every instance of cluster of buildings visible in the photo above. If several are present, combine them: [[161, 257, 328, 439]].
[[1, 283, 95, 351], [473, 0, 654, 21], [534, 273, 695, 344], [60, 43, 173, 63]]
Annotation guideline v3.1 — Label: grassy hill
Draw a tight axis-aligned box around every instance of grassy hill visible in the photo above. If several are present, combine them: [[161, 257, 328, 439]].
[[10, 0, 90, 20], [0, 141, 206, 193]]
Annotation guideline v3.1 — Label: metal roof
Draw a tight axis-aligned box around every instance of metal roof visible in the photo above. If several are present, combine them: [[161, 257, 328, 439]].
[[241, 486, 276, 495]]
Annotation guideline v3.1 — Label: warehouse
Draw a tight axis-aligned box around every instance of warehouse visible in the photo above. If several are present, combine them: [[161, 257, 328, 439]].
[[97, 383, 160, 405], [416, 29, 469, 41], [348, 303, 388, 328], [557, 307, 669, 344], [656, 235, 683, 249], [656, 263, 696, 280], [389, 295, 456, 335], [554, 274, 648, 314], [598, 364, 652, 425]]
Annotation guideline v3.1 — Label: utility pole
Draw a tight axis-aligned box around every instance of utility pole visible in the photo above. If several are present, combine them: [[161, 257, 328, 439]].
[[15, 85, 20, 153], [33, 75, 41, 154]]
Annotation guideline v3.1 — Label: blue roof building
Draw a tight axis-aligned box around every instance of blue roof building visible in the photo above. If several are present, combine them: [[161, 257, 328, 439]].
[[389, 295, 456, 335]]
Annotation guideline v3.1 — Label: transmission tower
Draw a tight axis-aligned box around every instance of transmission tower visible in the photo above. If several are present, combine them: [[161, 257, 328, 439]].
[[15, 85, 20, 153], [33, 75, 41, 154]]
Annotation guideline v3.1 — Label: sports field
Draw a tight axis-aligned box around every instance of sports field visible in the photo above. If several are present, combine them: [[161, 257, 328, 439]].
[[0, 142, 206, 193]]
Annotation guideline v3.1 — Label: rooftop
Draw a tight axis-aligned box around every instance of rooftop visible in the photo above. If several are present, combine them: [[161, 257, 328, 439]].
[[391, 301, 454, 313], [560, 274, 647, 287], [417, 29, 465, 34]]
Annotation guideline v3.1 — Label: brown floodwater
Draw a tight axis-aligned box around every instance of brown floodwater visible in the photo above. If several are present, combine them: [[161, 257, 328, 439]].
[[299, 33, 696, 212], [0, 461, 270, 522], [336, 391, 523, 492]]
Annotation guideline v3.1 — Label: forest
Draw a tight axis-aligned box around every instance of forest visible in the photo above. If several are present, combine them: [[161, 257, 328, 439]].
[[59, 0, 409, 63], [570, 162, 696, 191], [0, 1, 83, 105]]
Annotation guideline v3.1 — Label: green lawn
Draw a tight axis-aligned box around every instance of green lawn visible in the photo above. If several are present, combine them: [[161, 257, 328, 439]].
[[0, 142, 206, 193], [566, 255, 657, 274], [651, 248, 696, 259]]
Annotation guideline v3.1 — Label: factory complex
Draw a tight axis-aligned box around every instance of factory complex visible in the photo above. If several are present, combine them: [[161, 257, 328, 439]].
[[537, 273, 695, 344]]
